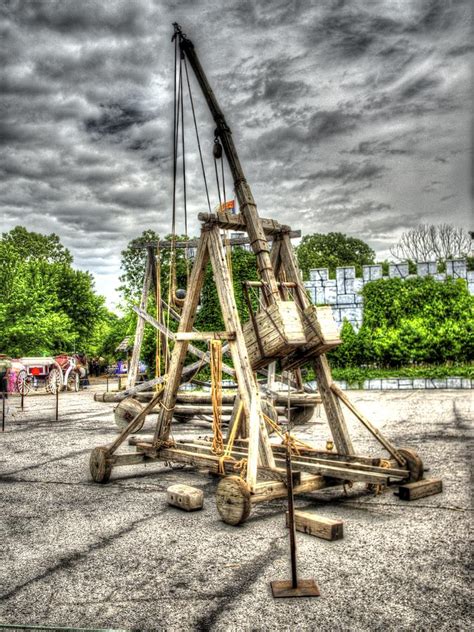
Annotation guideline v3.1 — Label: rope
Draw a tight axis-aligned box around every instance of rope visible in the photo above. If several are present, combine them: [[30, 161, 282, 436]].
[[210, 340, 224, 454], [218, 399, 243, 474], [183, 55, 211, 214]]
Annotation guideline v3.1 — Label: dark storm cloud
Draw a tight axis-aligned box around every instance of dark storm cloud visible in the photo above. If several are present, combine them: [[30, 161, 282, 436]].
[[0, 0, 471, 308]]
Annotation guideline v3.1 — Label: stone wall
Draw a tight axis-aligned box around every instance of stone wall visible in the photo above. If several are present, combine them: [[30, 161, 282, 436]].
[[304, 259, 474, 330]]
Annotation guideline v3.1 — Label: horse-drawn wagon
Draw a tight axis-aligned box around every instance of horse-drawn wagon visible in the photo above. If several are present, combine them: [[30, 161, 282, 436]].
[[16, 355, 81, 395]]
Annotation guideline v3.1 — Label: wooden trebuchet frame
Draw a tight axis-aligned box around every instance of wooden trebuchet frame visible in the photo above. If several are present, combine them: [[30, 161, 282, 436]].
[[89, 24, 435, 524]]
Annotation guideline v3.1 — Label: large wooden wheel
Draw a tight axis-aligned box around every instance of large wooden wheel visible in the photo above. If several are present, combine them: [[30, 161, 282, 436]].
[[90, 447, 113, 483], [398, 447, 424, 483], [216, 475, 252, 525], [46, 367, 62, 394], [16, 370, 31, 395], [114, 398, 144, 431]]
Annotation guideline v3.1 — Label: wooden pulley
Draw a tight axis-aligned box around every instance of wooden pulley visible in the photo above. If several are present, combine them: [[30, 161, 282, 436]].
[[213, 138, 223, 159]]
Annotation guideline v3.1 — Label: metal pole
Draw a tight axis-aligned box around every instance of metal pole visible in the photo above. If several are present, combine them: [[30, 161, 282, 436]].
[[21, 389, 24, 410], [285, 442, 298, 588], [2, 392, 5, 433], [55, 386, 59, 422], [106, 375, 109, 392]]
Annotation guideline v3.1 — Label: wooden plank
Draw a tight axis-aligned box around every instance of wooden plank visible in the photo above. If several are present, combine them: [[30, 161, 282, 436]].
[[175, 331, 235, 341], [127, 253, 152, 388], [397, 478, 443, 501], [153, 231, 211, 442], [331, 382, 406, 466], [134, 230, 301, 250], [207, 226, 276, 487], [197, 212, 293, 235], [313, 355, 354, 455], [251, 473, 333, 504], [286, 511, 343, 541]]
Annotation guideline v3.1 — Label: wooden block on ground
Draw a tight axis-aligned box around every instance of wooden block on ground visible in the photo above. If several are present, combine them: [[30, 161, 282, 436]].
[[167, 484, 204, 511], [286, 510, 343, 541], [397, 478, 443, 501]]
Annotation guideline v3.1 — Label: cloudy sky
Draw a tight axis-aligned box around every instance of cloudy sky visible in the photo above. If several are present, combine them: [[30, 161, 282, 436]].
[[1, 0, 472, 310]]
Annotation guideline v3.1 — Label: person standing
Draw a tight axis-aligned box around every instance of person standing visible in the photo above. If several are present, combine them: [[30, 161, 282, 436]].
[[0, 354, 12, 398]]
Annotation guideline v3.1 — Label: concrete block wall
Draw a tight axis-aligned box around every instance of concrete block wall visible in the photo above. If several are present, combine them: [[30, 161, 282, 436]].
[[305, 258, 472, 330]]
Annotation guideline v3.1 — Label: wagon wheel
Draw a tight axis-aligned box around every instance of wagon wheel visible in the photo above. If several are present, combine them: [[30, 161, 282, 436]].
[[89, 447, 113, 483], [16, 369, 31, 395], [216, 475, 252, 525], [291, 405, 315, 426], [47, 367, 62, 394], [398, 448, 424, 483], [67, 370, 80, 392]]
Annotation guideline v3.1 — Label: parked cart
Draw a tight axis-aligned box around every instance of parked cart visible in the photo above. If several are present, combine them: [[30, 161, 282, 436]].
[[16, 356, 80, 395]]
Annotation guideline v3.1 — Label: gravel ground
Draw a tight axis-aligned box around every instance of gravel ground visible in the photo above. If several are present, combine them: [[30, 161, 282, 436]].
[[0, 384, 472, 632]]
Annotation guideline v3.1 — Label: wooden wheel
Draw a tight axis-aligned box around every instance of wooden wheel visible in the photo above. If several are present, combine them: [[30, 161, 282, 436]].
[[398, 448, 424, 483], [47, 367, 62, 394], [291, 405, 314, 426], [114, 398, 144, 431], [89, 447, 113, 483], [17, 370, 31, 395], [216, 475, 251, 525]]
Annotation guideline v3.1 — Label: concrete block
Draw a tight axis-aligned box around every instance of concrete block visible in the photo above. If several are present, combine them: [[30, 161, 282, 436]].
[[461, 379, 472, 388], [413, 379, 426, 389], [353, 278, 364, 293], [316, 287, 326, 304], [363, 264, 382, 281], [381, 379, 399, 390], [389, 263, 409, 278], [334, 380, 347, 390], [432, 378, 447, 389], [366, 379, 382, 389], [398, 379, 413, 389], [447, 377, 462, 389], [167, 484, 204, 511], [446, 259, 467, 279], [310, 268, 328, 282], [324, 286, 337, 304], [417, 262, 437, 277], [337, 294, 356, 305], [433, 273, 446, 281]]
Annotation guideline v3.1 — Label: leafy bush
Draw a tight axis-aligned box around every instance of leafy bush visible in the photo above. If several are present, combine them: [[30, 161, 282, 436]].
[[329, 276, 473, 369]]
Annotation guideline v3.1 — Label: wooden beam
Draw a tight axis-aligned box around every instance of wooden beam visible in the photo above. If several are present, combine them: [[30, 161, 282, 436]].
[[153, 231, 211, 442], [134, 230, 301, 250], [127, 253, 152, 389], [286, 511, 343, 541], [397, 478, 443, 501], [330, 382, 406, 466], [198, 211, 292, 234], [175, 331, 236, 341]]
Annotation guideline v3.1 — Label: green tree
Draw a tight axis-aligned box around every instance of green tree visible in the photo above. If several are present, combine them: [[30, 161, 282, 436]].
[[1, 226, 73, 264], [0, 227, 110, 357], [296, 232, 375, 280]]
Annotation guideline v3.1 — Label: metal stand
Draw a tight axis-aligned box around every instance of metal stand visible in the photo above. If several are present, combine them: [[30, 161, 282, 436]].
[[271, 442, 320, 598], [2, 392, 5, 432], [55, 387, 59, 422]]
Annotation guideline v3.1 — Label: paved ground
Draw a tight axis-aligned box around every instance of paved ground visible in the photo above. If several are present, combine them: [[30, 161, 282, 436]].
[[0, 384, 472, 632]]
